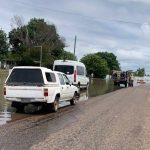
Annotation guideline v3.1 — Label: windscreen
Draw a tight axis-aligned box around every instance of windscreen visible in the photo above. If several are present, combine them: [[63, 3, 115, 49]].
[[6, 68, 44, 86], [54, 65, 74, 75]]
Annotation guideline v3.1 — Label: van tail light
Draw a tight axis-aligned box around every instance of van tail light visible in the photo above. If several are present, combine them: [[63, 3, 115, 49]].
[[4, 87, 6, 96], [74, 69, 77, 82], [44, 88, 48, 97]]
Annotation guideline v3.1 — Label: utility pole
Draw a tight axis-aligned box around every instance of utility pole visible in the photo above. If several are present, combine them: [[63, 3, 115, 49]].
[[74, 35, 77, 56], [34, 46, 42, 67], [26, 26, 29, 46], [40, 46, 42, 67]]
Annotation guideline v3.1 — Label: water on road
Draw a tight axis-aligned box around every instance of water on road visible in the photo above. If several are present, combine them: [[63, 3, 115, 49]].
[[0, 71, 138, 125]]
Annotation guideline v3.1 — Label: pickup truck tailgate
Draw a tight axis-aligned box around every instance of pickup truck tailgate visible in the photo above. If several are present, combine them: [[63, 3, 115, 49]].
[[6, 86, 43, 98]]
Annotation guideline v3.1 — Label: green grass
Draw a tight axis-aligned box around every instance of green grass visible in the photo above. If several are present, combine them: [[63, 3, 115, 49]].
[[0, 69, 8, 76]]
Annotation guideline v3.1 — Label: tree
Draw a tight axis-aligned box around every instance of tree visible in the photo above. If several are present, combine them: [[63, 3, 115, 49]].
[[11, 15, 25, 29], [61, 51, 77, 61], [80, 54, 109, 78], [0, 29, 9, 56], [96, 52, 120, 73], [9, 17, 65, 67], [27, 18, 65, 48], [9, 16, 26, 52], [134, 68, 145, 77]]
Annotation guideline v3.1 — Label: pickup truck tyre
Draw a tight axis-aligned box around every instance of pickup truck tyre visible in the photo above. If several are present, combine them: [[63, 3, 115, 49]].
[[12, 102, 25, 113], [70, 93, 77, 105], [49, 97, 59, 112]]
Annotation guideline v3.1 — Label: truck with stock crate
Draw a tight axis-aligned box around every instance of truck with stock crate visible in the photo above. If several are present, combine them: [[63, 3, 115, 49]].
[[111, 70, 134, 87]]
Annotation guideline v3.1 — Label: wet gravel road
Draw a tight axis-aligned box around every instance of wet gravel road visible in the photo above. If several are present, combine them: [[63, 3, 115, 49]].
[[1, 85, 150, 150]]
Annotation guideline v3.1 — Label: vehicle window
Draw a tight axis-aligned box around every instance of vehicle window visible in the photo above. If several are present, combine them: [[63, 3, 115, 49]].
[[58, 73, 65, 85], [6, 68, 44, 86], [45, 72, 56, 82], [54, 65, 74, 75], [63, 74, 70, 84], [77, 66, 85, 76]]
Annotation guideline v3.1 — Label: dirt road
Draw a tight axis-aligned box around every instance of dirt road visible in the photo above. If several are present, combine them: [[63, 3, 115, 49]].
[[1, 85, 150, 150]]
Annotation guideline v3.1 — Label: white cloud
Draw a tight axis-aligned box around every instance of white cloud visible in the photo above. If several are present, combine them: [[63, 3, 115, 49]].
[[1, 0, 150, 72], [116, 49, 144, 61], [141, 23, 150, 38], [109, 0, 150, 4]]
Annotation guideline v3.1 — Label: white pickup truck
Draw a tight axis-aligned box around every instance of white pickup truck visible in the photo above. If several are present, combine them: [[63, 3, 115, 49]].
[[4, 66, 79, 112]]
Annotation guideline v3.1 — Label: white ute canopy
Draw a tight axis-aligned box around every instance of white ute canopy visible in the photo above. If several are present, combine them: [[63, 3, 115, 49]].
[[5, 67, 54, 100]]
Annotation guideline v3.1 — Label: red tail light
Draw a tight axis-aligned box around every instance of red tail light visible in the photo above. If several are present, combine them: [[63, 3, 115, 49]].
[[4, 87, 6, 95], [44, 88, 48, 96], [74, 69, 76, 82]]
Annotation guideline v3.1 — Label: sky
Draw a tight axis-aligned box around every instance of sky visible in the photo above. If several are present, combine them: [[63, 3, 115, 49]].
[[1, 0, 150, 73]]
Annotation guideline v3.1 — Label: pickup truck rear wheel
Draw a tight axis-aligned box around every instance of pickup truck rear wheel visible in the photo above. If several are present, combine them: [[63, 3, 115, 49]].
[[12, 102, 25, 113], [49, 97, 59, 112], [70, 93, 77, 105]]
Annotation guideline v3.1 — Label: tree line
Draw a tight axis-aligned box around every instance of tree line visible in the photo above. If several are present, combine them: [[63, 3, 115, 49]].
[[81, 52, 120, 78], [0, 16, 121, 78], [0, 16, 76, 68], [134, 68, 145, 77]]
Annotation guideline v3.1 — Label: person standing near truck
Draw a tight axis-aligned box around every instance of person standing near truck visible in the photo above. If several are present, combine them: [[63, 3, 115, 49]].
[[129, 73, 134, 87]]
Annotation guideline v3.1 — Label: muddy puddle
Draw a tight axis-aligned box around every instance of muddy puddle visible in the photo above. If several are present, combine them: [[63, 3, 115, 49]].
[[0, 71, 146, 125]]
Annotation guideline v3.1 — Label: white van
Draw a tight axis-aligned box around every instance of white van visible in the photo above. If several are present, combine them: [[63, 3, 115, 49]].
[[53, 60, 89, 89]]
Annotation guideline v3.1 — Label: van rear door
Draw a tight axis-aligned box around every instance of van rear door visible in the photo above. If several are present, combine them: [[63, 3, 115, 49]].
[[77, 66, 87, 86], [54, 65, 74, 82]]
